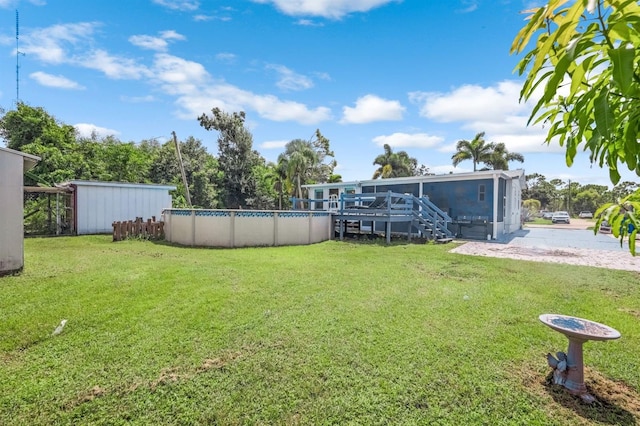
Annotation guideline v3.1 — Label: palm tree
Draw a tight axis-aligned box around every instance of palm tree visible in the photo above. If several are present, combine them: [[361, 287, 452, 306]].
[[451, 132, 493, 171], [372, 144, 417, 179], [485, 142, 525, 170], [278, 139, 319, 208]]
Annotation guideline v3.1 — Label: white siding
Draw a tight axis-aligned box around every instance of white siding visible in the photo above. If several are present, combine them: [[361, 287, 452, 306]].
[[0, 148, 38, 275], [73, 182, 174, 234]]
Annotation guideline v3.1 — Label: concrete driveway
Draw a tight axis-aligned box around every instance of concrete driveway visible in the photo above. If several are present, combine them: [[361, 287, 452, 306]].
[[451, 219, 639, 272], [511, 227, 628, 252]]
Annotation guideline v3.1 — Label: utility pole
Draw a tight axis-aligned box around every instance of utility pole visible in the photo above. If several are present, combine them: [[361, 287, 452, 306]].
[[172, 131, 192, 207]]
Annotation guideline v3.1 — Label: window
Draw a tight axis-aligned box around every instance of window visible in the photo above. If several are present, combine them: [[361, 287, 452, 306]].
[[314, 190, 324, 210], [345, 188, 356, 207], [478, 184, 486, 202]]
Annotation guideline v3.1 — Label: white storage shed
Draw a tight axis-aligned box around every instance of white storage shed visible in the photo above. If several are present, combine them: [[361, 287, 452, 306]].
[[63, 180, 176, 235], [0, 147, 40, 276]]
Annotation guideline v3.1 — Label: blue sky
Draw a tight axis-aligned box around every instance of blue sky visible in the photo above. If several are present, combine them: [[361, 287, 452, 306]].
[[0, 0, 636, 187]]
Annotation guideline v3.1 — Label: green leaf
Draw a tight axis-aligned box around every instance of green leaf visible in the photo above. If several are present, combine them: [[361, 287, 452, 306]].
[[630, 229, 637, 256], [594, 91, 614, 139], [609, 46, 636, 95], [609, 167, 621, 185], [544, 54, 572, 103]]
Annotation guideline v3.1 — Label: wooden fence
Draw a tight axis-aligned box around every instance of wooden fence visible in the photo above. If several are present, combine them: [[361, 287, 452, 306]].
[[112, 217, 164, 241]]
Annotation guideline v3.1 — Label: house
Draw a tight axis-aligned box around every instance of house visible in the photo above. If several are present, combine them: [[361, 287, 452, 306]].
[[303, 169, 525, 240], [0, 147, 40, 276], [56, 180, 176, 235]]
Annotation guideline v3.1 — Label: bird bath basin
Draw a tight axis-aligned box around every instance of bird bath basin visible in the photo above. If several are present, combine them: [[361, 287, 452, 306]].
[[539, 314, 621, 403]]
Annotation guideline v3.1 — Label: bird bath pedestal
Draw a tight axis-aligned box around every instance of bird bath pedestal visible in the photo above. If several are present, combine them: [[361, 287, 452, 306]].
[[539, 314, 621, 403]]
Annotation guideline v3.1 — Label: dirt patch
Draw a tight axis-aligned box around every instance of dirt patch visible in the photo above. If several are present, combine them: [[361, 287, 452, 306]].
[[518, 364, 640, 425], [66, 351, 244, 409], [618, 308, 640, 320]]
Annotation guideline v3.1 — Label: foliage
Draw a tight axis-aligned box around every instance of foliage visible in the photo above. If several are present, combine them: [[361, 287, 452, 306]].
[[307, 129, 336, 183], [595, 191, 639, 255], [451, 132, 493, 171], [197, 108, 264, 209], [1, 103, 78, 184], [512, 0, 640, 254], [484, 142, 525, 170], [372, 144, 417, 179], [452, 132, 525, 171], [1, 237, 639, 424], [278, 139, 320, 206]]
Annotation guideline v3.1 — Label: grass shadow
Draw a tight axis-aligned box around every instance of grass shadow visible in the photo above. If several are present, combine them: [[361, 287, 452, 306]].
[[542, 371, 638, 425]]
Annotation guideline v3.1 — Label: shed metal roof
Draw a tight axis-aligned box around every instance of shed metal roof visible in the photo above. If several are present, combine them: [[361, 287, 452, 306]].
[[0, 146, 40, 171]]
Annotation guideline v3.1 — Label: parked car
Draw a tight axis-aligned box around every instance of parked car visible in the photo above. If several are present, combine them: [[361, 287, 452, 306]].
[[551, 211, 571, 224], [578, 211, 593, 218], [542, 211, 554, 220], [599, 220, 612, 233]]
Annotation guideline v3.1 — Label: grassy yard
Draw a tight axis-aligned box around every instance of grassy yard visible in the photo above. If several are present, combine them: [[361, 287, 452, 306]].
[[1, 236, 639, 425]]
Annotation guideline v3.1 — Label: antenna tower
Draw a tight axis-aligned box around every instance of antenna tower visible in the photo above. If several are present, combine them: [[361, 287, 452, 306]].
[[16, 10, 24, 104]]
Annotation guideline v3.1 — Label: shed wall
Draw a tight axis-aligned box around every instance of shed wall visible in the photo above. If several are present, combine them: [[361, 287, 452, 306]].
[[75, 185, 172, 234], [0, 151, 25, 274]]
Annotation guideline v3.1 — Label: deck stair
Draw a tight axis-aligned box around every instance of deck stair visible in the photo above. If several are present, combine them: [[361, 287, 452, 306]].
[[412, 196, 454, 239]]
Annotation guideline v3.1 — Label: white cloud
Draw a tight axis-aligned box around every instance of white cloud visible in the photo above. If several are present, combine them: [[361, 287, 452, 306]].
[[457, 0, 478, 13], [410, 81, 530, 123], [193, 14, 213, 21], [410, 81, 557, 154], [17, 21, 332, 126], [215, 52, 237, 63], [267, 64, 313, 91], [296, 19, 324, 26], [120, 95, 156, 103], [129, 35, 169, 51], [20, 22, 98, 64], [151, 54, 332, 125], [260, 140, 289, 149], [372, 132, 443, 148], [129, 31, 185, 51], [160, 30, 186, 40], [81, 49, 151, 79], [1, 0, 45, 8], [74, 123, 120, 138], [341, 94, 405, 124], [252, 0, 397, 19], [152, 0, 199, 11], [29, 71, 85, 89]]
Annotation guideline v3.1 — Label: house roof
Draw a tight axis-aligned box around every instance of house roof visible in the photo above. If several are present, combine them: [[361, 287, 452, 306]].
[[303, 169, 525, 189], [0, 146, 40, 171]]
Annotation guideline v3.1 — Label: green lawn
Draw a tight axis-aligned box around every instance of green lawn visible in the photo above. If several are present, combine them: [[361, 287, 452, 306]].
[[1, 236, 639, 425]]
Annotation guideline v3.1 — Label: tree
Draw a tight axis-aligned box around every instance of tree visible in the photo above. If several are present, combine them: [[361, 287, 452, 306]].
[[0, 103, 78, 184], [522, 173, 558, 208], [512, 0, 640, 254], [198, 108, 263, 209], [307, 129, 336, 183], [523, 198, 542, 221], [485, 142, 525, 170], [372, 144, 417, 179], [451, 132, 493, 172], [278, 139, 319, 207]]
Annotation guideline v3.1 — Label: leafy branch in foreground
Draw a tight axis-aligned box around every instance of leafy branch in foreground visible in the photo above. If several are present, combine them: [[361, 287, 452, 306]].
[[511, 0, 640, 254]]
